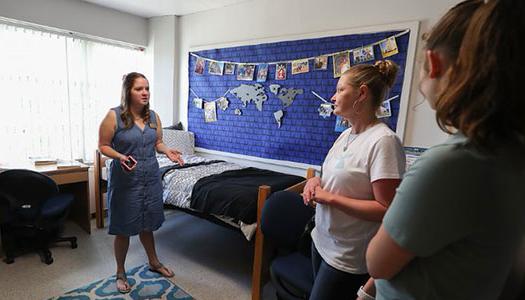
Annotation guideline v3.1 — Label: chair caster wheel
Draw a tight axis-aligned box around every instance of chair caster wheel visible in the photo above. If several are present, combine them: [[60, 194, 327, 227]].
[[3, 257, 14, 264], [40, 250, 53, 265]]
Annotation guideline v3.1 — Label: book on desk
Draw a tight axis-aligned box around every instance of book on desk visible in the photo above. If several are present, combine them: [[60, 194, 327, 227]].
[[28, 157, 83, 170], [30, 157, 58, 166], [57, 161, 83, 170]]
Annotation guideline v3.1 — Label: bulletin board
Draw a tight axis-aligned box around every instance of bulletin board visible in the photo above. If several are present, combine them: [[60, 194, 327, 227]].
[[187, 22, 419, 166]]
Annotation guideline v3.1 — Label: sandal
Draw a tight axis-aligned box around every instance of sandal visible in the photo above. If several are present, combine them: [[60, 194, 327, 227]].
[[115, 273, 131, 294], [149, 262, 175, 278]]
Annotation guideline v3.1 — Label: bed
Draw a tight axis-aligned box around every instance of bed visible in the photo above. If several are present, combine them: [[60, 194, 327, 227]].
[[93, 129, 315, 300]]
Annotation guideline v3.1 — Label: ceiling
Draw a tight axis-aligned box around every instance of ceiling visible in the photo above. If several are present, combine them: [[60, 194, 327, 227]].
[[82, 0, 253, 18]]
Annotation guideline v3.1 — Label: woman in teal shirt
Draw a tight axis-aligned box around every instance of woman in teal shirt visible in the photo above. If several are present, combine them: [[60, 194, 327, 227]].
[[365, 1, 525, 299]]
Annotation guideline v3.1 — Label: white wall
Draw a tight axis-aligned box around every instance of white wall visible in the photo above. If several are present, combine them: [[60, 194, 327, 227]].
[[0, 0, 148, 46], [148, 16, 178, 126], [1, 0, 461, 174], [176, 0, 461, 150]]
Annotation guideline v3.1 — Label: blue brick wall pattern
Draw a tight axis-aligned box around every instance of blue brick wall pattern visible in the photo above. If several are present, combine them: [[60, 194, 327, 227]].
[[188, 30, 410, 166]]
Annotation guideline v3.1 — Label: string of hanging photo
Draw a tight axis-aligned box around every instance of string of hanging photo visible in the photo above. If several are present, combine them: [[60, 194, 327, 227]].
[[190, 29, 408, 80], [189, 29, 407, 128]]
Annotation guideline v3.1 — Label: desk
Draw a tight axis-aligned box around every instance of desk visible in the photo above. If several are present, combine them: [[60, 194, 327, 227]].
[[0, 163, 91, 234]]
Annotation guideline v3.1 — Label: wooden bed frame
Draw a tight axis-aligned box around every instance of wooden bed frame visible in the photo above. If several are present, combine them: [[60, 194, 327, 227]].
[[93, 150, 315, 300]]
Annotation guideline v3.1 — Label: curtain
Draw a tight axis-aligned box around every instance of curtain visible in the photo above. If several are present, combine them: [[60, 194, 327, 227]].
[[0, 23, 149, 163]]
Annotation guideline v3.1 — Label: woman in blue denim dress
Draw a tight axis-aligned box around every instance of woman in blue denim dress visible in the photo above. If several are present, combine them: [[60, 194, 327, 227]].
[[98, 72, 184, 293]]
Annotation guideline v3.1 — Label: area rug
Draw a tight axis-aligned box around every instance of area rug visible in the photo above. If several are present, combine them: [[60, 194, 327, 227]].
[[49, 264, 193, 299]]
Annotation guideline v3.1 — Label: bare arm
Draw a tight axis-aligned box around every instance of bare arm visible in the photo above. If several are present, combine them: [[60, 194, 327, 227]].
[[98, 110, 126, 161], [313, 179, 401, 222], [366, 225, 415, 279]]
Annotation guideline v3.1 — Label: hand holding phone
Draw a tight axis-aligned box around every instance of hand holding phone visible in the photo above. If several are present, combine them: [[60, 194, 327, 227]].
[[120, 155, 137, 171]]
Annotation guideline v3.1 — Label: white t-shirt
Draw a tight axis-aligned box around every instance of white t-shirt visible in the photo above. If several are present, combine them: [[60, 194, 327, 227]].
[[311, 122, 405, 274]]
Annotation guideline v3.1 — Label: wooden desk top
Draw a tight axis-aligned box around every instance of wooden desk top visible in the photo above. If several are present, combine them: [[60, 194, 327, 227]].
[[0, 161, 89, 175], [0, 162, 90, 185]]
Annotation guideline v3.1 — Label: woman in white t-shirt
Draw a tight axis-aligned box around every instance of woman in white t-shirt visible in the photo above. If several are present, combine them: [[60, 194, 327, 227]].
[[302, 60, 406, 300]]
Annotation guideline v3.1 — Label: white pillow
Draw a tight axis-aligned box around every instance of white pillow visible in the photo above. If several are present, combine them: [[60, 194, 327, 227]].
[[162, 130, 195, 155]]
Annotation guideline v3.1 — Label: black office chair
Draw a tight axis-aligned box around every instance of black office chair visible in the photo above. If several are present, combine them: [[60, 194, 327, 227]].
[[261, 190, 315, 300], [0, 169, 77, 264]]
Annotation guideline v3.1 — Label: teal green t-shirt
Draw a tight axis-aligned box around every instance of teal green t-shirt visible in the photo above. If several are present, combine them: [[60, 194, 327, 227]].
[[376, 134, 525, 300]]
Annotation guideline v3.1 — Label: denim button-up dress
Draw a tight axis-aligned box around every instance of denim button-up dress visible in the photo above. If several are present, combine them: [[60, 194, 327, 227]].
[[107, 106, 164, 236]]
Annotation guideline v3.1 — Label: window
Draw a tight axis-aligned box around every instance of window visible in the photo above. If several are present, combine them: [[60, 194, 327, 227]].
[[0, 23, 149, 163]]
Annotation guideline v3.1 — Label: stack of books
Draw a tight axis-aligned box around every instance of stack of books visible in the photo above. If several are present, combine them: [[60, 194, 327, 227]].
[[29, 157, 83, 169], [30, 157, 58, 166], [57, 160, 82, 169]]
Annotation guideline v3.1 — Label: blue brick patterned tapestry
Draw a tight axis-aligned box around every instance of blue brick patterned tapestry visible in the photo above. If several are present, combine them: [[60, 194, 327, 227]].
[[188, 30, 410, 166]]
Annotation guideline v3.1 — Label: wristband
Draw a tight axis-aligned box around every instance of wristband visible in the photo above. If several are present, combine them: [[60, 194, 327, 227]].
[[357, 286, 375, 300]]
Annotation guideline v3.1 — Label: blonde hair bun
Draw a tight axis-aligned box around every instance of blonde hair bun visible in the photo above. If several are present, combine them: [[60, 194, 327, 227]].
[[374, 60, 399, 88]]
